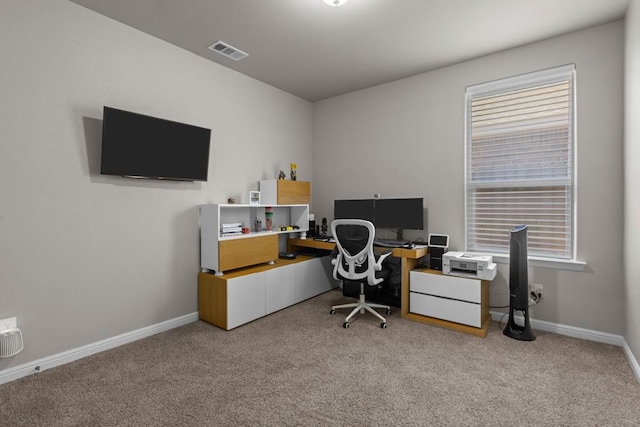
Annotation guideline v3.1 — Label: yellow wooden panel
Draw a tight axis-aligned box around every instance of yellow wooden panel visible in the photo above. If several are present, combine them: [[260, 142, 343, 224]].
[[277, 180, 310, 204], [480, 280, 490, 326], [287, 238, 335, 252], [287, 238, 427, 259], [198, 272, 228, 329], [219, 234, 278, 272], [217, 256, 310, 278]]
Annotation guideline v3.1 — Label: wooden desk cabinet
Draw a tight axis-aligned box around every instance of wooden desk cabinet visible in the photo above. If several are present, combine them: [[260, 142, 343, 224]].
[[200, 204, 309, 274], [287, 239, 490, 337], [198, 256, 337, 330]]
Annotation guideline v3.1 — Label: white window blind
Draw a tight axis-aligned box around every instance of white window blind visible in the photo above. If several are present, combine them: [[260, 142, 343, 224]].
[[465, 65, 575, 259]]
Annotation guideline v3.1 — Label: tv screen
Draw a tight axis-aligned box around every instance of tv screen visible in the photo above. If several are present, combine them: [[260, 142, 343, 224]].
[[334, 199, 375, 222], [100, 106, 211, 181], [374, 198, 424, 230]]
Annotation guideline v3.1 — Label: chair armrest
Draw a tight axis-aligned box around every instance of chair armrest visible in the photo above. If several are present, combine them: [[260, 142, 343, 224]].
[[373, 250, 393, 271]]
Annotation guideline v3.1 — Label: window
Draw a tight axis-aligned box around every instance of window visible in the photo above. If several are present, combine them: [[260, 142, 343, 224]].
[[465, 65, 575, 260]]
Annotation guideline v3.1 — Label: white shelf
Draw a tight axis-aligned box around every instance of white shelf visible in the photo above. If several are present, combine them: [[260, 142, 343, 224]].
[[200, 203, 310, 272]]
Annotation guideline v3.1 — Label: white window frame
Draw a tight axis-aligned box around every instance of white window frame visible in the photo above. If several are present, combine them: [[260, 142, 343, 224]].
[[464, 64, 585, 270]]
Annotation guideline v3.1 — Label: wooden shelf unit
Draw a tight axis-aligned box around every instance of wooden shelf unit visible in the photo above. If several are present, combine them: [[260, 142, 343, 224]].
[[200, 204, 309, 274]]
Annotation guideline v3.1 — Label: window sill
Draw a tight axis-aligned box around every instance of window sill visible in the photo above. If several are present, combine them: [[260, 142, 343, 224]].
[[464, 252, 587, 272]]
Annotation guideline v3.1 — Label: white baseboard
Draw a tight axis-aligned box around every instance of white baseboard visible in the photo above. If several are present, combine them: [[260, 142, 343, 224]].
[[492, 310, 640, 384], [0, 312, 198, 385], [491, 311, 624, 345], [623, 340, 640, 384]]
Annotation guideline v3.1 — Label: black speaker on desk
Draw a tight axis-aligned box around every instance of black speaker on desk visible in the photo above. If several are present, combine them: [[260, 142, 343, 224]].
[[308, 220, 316, 237], [427, 234, 449, 271]]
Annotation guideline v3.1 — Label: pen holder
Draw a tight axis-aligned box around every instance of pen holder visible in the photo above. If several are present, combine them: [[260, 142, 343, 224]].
[[254, 219, 262, 232]]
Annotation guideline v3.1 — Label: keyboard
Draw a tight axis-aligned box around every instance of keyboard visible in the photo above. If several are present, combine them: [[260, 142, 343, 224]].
[[374, 238, 411, 248]]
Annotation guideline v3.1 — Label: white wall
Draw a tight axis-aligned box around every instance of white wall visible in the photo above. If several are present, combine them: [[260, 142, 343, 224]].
[[0, 0, 312, 371], [624, 2, 640, 359], [313, 21, 625, 334]]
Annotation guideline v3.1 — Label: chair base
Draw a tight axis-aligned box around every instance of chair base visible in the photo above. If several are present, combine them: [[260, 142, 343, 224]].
[[331, 289, 390, 328]]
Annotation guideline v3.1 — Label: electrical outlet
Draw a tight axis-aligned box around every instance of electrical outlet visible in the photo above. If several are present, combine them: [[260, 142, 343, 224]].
[[0, 316, 17, 332], [531, 284, 543, 299]]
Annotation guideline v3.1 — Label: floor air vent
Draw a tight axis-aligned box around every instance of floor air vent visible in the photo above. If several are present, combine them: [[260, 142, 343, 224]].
[[208, 41, 248, 61]]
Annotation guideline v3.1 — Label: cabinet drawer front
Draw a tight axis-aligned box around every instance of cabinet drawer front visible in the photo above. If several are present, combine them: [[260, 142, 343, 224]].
[[265, 264, 297, 314], [295, 256, 337, 302], [227, 273, 266, 329], [219, 235, 278, 272], [410, 292, 481, 328], [277, 180, 310, 204], [410, 271, 481, 303]]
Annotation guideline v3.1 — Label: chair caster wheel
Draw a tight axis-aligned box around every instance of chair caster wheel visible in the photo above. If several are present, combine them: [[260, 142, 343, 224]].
[[330, 309, 336, 315], [386, 309, 391, 315], [381, 322, 387, 329], [343, 322, 349, 329]]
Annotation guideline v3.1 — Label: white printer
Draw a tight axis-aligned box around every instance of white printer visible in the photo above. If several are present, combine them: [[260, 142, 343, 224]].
[[442, 251, 497, 281]]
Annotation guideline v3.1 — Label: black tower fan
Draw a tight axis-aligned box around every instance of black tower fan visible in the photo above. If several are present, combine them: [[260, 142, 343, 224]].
[[503, 225, 536, 341]]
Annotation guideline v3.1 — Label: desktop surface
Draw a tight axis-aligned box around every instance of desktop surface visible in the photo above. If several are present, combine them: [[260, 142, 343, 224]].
[[314, 236, 414, 248], [374, 238, 413, 248]]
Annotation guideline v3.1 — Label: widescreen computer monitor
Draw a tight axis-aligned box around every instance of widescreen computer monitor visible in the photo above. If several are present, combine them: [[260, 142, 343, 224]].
[[334, 199, 375, 222], [374, 198, 424, 241], [334, 197, 424, 242]]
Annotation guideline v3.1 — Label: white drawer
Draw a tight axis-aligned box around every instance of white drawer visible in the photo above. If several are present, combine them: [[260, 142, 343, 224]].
[[410, 292, 482, 328], [410, 270, 481, 303], [226, 272, 266, 329]]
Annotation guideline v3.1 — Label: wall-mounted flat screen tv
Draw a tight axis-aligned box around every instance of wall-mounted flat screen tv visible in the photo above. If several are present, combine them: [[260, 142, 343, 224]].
[[100, 106, 211, 181]]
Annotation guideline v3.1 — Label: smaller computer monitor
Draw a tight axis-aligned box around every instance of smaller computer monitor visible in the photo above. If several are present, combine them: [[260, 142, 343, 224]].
[[374, 198, 424, 230], [428, 234, 449, 248], [374, 197, 424, 242], [334, 199, 375, 222]]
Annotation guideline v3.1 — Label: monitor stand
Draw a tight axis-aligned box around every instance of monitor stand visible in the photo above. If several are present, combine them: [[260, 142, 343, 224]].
[[395, 229, 404, 242]]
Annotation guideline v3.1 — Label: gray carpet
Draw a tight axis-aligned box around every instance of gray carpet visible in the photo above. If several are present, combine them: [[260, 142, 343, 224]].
[[1, 289, 639, 426]]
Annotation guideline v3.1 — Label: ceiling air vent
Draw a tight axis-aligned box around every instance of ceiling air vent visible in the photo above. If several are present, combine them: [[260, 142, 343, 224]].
[[207, 41, 248, 61]]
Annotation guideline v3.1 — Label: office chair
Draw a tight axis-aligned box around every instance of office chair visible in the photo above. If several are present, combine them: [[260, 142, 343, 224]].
[[329, 219, 392, 329]]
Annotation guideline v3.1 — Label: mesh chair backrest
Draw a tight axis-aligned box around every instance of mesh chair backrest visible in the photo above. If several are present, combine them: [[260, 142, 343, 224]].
[[332, 219, 376, 282]]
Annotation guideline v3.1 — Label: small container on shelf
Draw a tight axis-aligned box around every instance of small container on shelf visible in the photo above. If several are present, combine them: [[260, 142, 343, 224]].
[[265, 207, 273, 231]]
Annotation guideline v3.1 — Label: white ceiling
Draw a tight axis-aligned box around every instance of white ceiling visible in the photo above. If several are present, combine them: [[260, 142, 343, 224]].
[[70, 0, 629, 102]]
